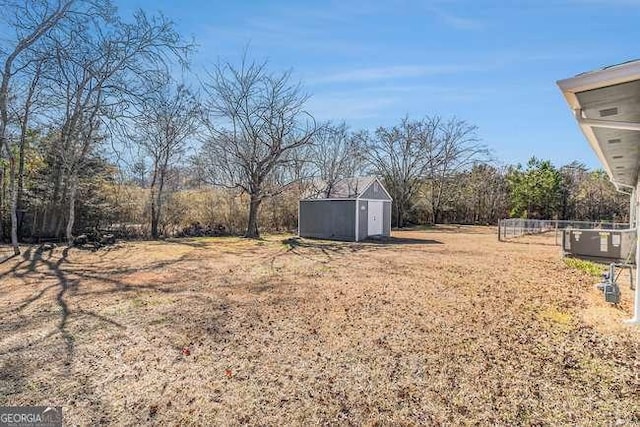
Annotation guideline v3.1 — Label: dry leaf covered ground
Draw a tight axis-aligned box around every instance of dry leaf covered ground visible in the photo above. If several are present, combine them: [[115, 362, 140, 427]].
[[0, 226, 638, 425]]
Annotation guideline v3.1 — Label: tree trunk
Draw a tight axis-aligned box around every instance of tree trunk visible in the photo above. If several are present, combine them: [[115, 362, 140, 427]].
[[151, 190, 164, 239], [40, 205, 48, 238], [54, 182, 67, 238], [245, 194, 261, 238], [0, 162, 4, 242], [17, 66, 39, 238], [148, 154, 162, 239], [66, 176, 77, 245], [155, 167, 167, 238], [17, 126, 27, 237], [150, 187, 159, 239], [432, 181, 445, 225], [150, 161, 168, 240], [9, 156, 19, 254], [46, 163, 64, 237]]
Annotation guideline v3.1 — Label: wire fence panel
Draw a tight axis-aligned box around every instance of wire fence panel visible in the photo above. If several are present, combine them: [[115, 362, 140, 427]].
[[498, 218, 631, 245]]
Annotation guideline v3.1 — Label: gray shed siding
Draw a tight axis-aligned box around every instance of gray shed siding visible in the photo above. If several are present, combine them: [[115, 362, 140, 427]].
[[361, 180, 391, 200], [299, 200, 356, 241], [383, 201, 391, 236], [358, 200, 368, 240]]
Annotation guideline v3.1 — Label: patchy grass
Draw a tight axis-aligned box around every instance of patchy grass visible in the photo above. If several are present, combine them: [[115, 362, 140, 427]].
[[564, 257, 606, 277], [539, 306, 574, 327], [0, 227, 638, 425]]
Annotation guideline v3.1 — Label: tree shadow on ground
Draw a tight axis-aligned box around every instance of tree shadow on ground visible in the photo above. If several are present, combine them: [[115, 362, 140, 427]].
[[278, 237, 370, 264], [0, 247, 76, 363], [499, 239, 558, 247], [163, 238, 212, 249], [0, 244, 238, 423], [364, 236, 443, 245], [281, 237, 369, 252], [0, 246, 191, 359], [400, 225, 492, 234], [0, 253, 18, 264], [278, 236, 443, 265]]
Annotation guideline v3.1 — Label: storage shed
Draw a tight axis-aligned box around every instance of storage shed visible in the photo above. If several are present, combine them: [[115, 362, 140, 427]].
[[298, 176, 392, 242]]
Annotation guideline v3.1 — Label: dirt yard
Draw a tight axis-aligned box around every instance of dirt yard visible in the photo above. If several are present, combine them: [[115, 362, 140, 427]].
[[0, 226, 638, 425]]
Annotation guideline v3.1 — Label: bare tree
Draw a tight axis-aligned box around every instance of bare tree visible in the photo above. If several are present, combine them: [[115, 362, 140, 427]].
[[364, 116, 486, 227], [558, 161, 588, 220], [309, 122, 362, 197], [0, 0, 75, 254], [132, 82, 200, 238], [199, 58, 317, 238], [424, 117, 487, 224], [444, 163, 508, 224], [364, 117, 439, 228], [10, 54, 51, 239], [39, 8, 191, 244]]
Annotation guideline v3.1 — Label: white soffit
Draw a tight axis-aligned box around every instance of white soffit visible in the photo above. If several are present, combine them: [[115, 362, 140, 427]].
[[557, 60, 640, 190]]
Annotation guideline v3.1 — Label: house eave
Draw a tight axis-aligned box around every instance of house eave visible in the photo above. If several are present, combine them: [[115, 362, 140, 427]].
[[557, 60, 640, 191]]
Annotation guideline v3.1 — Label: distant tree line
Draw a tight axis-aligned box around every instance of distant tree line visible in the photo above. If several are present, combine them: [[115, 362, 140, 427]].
[[0, 1, 629, 252]]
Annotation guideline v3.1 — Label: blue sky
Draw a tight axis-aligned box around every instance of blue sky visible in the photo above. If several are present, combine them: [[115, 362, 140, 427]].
[[114, 0, 640, 168]]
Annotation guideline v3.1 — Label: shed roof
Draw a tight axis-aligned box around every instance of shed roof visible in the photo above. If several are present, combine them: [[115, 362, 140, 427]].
[[301, 176, 388, 200], [327, 176, 377, 198]]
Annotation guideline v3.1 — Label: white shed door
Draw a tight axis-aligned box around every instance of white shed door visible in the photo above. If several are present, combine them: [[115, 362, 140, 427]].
[[368, 201, 383, 236]]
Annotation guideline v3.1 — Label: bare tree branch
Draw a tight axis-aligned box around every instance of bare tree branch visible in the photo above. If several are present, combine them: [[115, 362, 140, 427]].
[[199, 56, 317, 238]]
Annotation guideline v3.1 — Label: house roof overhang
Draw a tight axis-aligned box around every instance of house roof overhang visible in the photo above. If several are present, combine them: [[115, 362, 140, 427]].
[[557, 60, 640, 192]]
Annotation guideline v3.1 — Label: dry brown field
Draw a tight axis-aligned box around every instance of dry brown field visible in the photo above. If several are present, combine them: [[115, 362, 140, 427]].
[[1, 226, 638, 425]]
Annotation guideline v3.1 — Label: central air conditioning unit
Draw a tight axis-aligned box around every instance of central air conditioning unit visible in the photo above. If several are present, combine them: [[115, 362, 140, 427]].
[[562, 228, 636, 263]]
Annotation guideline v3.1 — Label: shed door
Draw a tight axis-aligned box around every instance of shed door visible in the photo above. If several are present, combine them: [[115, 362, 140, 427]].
[[368, 201, 383, 235]]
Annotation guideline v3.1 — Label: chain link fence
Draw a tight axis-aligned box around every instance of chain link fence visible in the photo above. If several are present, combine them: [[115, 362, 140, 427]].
[[498, 218, 631, 245]]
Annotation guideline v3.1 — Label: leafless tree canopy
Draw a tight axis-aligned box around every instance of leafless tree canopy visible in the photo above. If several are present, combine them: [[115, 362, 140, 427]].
[[363, 116, 487, 227], [0, 2, 627, 245], [199, 58, 317, 238], [0, 0, 192, 250], [307, 122, 363, 198], [132, 81, 200, 238]]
